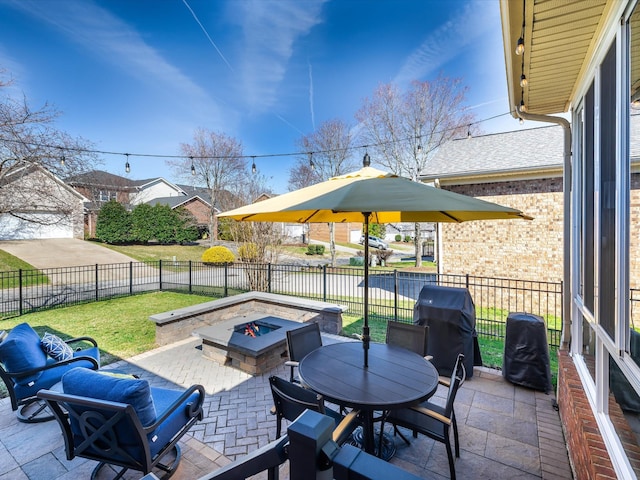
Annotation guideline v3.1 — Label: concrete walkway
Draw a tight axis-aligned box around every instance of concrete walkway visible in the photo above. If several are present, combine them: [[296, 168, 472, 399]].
[[0, 334, 572, 479], [0, 239, 136, 269]]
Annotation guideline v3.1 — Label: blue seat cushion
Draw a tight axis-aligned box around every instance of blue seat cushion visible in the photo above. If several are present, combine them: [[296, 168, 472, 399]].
[[0, 323, 47, 385], [63, 367, 156, 427], [12, 348, 99, 401], [148, 386, 202, 457]]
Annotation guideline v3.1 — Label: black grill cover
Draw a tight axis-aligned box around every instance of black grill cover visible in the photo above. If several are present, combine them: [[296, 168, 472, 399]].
[[413, 285, 481, 378], [503, 312, 552, 393]]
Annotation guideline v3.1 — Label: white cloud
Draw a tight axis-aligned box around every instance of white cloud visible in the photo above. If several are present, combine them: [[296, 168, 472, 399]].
[[2, 0, 229, 127], [393, 0, 496, 86], [228, 0, 328, 114]]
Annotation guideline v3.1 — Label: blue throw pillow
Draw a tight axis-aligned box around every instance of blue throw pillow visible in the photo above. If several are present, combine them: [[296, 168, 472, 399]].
[[63, 367, 157, 426], [41, 332, 74, 361], [0, 323, 47, 384]]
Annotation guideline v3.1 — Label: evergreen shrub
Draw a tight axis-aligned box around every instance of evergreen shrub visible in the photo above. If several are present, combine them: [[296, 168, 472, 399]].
[[202, 246, 235, 264]]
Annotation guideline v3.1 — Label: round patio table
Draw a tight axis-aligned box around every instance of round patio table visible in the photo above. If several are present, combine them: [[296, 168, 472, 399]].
[[298, 341, 439, 459]]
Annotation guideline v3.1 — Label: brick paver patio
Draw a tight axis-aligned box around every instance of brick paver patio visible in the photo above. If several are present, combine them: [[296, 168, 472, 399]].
[[0, 334, 572, 479]]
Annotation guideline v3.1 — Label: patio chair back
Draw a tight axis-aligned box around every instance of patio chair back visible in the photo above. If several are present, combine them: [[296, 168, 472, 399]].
[[285, 322, 322, 383], [269, 375, 332, 437], [38, 368, 204, 479], [386, 321, 429, 357]]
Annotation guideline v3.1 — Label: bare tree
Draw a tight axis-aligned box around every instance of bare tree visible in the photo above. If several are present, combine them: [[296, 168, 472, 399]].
[[0, 72, 98, 231], [172, 128, 247, 243], [355, 75, 474, 266], [290, 119, 358, 266]]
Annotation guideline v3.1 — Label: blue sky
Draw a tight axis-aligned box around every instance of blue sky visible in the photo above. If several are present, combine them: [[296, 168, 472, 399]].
[[0, 0, 534, 193]]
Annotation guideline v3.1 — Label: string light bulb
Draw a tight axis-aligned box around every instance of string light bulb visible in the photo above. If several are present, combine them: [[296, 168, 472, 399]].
[[251, 156, 256, 174], [363, 151, 371, 167], [60, 155, 65, 167], [309, 152, 315, 170], [520, 73, 528, 88], [519, 117, 524, 125], [467, 124, 472, 139], [190, 157, 196, 176], [125, 153, 130, 173], [515, 37, 524, 55], [519, 98, 527, 113]]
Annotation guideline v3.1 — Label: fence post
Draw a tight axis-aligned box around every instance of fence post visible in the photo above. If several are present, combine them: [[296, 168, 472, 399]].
[[159, 260, 163, 291], [189, 261, 193, 294], [287, 410, 334, 479], [95, 264, 99, 301], [129, 262, 133, 295], [224, 263, 228, 297], [323, 265, 327, 302], [466, 273, 470, 289], [18, 269, 23, 316], [268, 263, 272, 293], [394, 269, 399, 321]]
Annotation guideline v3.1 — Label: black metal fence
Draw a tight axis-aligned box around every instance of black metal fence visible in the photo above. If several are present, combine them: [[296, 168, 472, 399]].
[[0, 260, 564, 348]]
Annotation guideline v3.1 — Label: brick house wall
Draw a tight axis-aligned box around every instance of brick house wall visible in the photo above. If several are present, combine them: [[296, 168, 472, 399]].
[[440, 177, 564, 283], [440, 173, 640, 288], [181, 197, 210, 226]]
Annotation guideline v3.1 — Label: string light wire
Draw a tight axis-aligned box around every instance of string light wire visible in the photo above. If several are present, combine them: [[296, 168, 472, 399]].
[[0, 110, 516, 164]]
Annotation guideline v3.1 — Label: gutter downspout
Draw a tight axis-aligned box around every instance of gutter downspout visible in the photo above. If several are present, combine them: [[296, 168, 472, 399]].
[[517, 106, 572, 349]]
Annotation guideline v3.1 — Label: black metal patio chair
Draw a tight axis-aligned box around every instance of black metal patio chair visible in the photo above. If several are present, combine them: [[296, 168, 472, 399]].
[[285, 322, 322, 384], [269, 375, 358, 445], [0, 322, 100, 423], [381, 353, 466, 480], [38, 367, 205, 480]]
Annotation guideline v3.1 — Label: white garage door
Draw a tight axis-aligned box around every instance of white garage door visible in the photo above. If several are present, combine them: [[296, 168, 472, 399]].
[[0, 213, 74, 240]]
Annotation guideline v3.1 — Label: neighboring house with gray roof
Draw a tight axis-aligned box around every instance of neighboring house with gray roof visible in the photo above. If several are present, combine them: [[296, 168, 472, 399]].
[[421, 125, 565, 283], [67, 170, 220, 238]]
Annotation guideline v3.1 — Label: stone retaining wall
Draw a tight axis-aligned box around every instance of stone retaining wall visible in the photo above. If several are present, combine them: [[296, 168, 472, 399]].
[[149, 291, 346, 346]]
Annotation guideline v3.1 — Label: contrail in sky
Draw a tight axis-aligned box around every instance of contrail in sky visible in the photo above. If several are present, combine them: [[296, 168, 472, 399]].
[[182, 0, 234, 73], [308, 59, 316, 131]]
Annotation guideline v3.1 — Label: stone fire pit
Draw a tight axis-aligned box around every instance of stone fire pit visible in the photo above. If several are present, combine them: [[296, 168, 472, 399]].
[[193, 313, 305, 375], [149, 292, 347, 375]]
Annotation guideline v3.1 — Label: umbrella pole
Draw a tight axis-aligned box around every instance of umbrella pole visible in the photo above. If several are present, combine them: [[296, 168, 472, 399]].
[[363, 212, 371, 368]]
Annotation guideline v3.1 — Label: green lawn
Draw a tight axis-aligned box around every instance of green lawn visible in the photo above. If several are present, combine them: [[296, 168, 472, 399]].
[[0, 249, 49, 287], [102, 243, 210, 262], [0, 291, 210, 365]]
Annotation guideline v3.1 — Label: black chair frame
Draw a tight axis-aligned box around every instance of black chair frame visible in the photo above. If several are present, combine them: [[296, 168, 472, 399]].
[[285, 323, 322, 384], [38, 384, 205, 480], [385, 321, 429, 358], [382, 353, 465, 480], [0, 336, 100, 423]]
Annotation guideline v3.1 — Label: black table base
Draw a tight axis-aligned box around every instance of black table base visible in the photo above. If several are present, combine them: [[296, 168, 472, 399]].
[[347, 426, 397, 461]]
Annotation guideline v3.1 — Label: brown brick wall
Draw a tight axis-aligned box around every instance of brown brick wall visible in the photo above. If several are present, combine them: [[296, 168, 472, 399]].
[[558, 349, 615, 479], [441, 178, 564, 283], [183, 198, 210, 225], [441, 175, 640, 288]]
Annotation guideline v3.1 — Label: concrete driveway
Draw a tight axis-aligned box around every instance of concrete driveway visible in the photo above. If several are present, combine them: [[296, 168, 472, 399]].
[[0, 239, 137, 269]]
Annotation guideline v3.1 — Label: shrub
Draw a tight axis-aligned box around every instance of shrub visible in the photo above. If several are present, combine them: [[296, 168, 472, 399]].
[[375, 249, 393, 262], [395, 234, 402, 242], [201, 246, 235, 264], [404, 235, 412, 242], [306, 245, 326, 255], [96, 200, 132, 244], [238, 243, 259, 262]]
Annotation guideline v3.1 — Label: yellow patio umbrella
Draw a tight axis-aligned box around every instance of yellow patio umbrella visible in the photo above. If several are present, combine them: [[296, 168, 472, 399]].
[[219, 155, 532, 367]]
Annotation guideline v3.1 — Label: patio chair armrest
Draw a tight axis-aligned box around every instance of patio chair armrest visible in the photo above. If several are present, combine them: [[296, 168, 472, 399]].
[[438, 376, 450, 387], [7, 354, 100, 379], [424, 355, 433, 362], [409, 405, 451, 426], [65, 336, 98, 348], [284, 361, 299, 368], [145, 384, 205, 430], [333, 409, 360, 445]]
